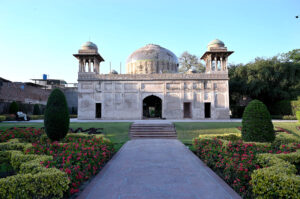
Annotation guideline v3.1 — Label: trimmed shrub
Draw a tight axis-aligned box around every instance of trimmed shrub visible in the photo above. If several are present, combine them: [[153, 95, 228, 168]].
[[44, 89, 70, 141], [29, 115, 44, 120], [282, 115, 297, 120], [0, 115, 6, 122], [9, 101, 18, 114], [251, 153, 300, 198], [33, 104, 41, 115], [0, 150, 69, 199], [242, 100, 275, 142], [297, 111, 300, 123], [69, 114, 77, 118]]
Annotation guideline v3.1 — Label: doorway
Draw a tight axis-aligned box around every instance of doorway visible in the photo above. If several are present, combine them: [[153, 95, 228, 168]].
[[183, 102, 191, 118], [143, 95, 162, 118], [204, 102, 211, 118], [96, 103, 101, 118]]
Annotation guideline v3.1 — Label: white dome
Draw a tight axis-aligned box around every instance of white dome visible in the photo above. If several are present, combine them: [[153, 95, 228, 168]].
[[81, 41, 98, 50], [207, 39, 225, 50], [126, 44, 178, 74]]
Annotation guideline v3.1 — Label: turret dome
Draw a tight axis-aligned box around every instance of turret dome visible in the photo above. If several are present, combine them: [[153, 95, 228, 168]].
[[81, 41, 98, 51], [207, 39, 225, 50]]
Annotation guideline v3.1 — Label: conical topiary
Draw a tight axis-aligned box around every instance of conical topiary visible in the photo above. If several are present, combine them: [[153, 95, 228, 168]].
[[44, 88, 70, 141], [242, 99, 275, 142]]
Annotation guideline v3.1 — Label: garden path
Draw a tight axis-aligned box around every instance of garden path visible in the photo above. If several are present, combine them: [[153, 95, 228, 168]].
[[77, 139, 241, 199]]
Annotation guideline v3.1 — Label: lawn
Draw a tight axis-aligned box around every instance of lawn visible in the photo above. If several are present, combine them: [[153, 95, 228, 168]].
[[1, 121, 299, 146], [175, 122, 300, 144]]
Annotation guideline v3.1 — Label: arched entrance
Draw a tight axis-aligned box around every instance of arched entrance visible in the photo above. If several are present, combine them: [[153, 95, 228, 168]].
[[143, 95, 162, 119]]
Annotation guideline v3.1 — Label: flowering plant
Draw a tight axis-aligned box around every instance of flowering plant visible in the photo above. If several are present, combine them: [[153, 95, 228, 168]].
[[193, 137, 300, 198]]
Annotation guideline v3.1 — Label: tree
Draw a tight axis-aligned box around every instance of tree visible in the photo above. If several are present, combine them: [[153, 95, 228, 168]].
[[281, 49, 300, 63], [229, 51, 300, 110], [33, 104, 41, 115], [242, 100, 275, 142], [44, 88, 70, 141], [9, 101, 18, 114], [178, 51, 205, 72]]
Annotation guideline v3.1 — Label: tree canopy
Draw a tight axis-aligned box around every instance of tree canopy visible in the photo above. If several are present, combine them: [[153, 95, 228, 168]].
[[178, 51, 205, 72], [229, 49, 300, 109]]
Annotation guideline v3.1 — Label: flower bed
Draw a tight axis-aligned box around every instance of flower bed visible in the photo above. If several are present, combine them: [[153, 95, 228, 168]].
[[0, 127, 115, 198], [193, 136, 300, 198]]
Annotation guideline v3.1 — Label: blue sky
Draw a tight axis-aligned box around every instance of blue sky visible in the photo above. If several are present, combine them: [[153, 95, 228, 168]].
[[0, 0, 299, 83]]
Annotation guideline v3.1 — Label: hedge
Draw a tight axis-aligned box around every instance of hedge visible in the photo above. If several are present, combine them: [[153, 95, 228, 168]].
[[0, 141, 32, 152], [29, 115, 44, 120], [198, 133, 241, 141], [0, 115, 6, 122], [0, 150, 69, 199], [251, 152, 300, 198]]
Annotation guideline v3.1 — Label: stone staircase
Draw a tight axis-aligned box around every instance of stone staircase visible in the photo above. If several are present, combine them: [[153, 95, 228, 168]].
[[129, 122, 177, 139]]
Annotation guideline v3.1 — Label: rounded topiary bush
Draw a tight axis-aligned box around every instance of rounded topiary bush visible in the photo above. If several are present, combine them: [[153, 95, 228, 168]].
[[33, 104, 41, 115], [44, 88, 70, 141], [9, 101, 18, 114], [242, 99, 275, 142]]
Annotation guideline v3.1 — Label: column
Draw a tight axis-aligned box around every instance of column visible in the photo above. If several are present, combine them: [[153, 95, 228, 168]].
[[88, 59, 91, 72], [79, 59, 82, 72], [93, 58, 97, 73], [220, 57, 223, 71], [83, 59, 86, 72], [214, 56, 217, 71]]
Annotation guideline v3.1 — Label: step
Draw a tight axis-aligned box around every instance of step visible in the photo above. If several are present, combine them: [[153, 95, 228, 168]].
[[129, 122, 177, 139]]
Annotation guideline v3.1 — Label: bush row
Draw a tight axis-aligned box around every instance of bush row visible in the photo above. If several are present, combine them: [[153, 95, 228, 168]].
[[0, 148, 69, 199], [193, 135, 300, 198], [251, 151, 300, 198]]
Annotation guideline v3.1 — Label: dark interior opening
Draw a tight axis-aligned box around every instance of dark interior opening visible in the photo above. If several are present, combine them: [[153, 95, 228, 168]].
[[143, 95, 162, 118], [96, 103, 101, 118], [184, 102, 191, 118], [205, 102, 211, 118]]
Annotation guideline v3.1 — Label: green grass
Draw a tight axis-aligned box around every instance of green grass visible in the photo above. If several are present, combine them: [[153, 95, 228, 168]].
[[0, 122, 132, 148], [175, 122, 241, 144], [175, 122, 300, 144]]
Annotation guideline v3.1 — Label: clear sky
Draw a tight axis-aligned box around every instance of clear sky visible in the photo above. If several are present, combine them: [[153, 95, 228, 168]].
[[0, 0, 299, 83]]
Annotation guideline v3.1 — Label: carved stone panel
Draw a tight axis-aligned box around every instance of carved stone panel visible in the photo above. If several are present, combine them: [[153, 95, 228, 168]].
[[104, 83, 113, 91], [124, 83, 138, 91], [184, 83, 193, 90], [115, 83, 122, 91], [166, 83, 180, 90], [95, 93, 101, 101], [194, 93, 201, 108], [142, 83, 163, 92], [124, 93, 138, 109], [215, 93, 225, 108], [81, 83, 93, 89]]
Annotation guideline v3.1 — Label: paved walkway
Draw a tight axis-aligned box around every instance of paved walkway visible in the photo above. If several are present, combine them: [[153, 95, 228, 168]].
[[77, 139, 241, 199]]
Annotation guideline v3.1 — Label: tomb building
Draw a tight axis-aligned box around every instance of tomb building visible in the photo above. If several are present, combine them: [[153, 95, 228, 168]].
[[74, 40, 233, 119]]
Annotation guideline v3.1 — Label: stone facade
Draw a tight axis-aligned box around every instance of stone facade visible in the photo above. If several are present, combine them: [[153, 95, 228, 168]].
[[74, 40, 233, 120]]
